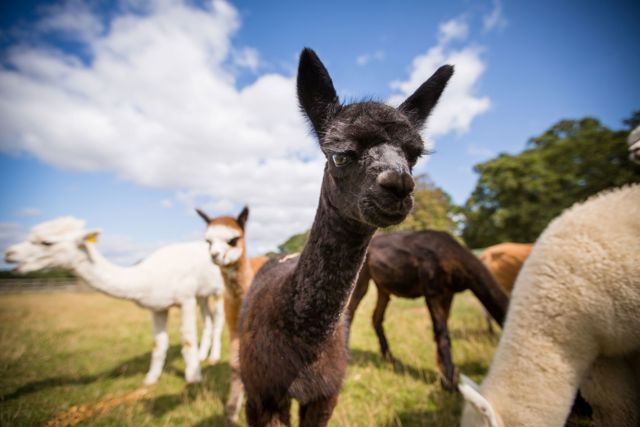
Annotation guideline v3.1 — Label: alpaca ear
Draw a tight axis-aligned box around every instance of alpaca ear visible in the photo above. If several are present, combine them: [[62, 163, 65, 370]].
[[398, 64, 454, 129], [195, 208, 211, 224], [297, 48, 340, 138], [237, 206, 249, 230], [459, 375, 502, 427], [79, 230, 101, 245]]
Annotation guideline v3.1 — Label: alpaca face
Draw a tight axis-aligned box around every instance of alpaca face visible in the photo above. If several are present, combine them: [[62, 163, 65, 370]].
[[197, 207, 249, 268], [297, 48, 453, 228], [4, 230, 95, 273], [204, 224, 244, 267], [321, 103, 424, 227]]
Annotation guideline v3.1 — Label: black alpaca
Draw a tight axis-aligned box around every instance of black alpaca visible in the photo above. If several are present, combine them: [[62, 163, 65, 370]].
[[238, 48, 453, 426], [346, 230, 509, 390]]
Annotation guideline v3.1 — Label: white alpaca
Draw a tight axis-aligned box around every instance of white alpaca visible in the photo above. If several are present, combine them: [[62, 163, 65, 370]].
[[460, 184, 640, 427], [4, 217, 225, 385]]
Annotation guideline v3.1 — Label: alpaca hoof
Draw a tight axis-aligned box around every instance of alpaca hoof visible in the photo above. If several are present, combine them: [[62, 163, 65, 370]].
[[224, 415, 239, 427], [143, 375, 159, 385], [186, 370, 203, 384], [383, 352, 396, 364], [440, 377, 456, 391], [208, 356, 221, 365], [439, 370, 458, 391]]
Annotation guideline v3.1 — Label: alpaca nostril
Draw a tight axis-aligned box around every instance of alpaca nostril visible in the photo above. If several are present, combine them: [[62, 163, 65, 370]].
[[377, 170, 414, 198]]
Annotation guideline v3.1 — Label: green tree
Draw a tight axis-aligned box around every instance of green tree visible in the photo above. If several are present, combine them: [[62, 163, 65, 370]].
[[277, 230, 309, 254], [462, 114, 640, 248], [384, 174, 459, 235]]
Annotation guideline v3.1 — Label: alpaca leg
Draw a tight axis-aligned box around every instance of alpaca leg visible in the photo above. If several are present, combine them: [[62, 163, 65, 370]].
[[372, 288, 393, 362], [425, 292, 455, 390], [181, 297, 202, 383], [299, 394, 339, 427], [225, 334, 245, 426], [209, 295, 225, 363], [144, 310, 169, 385], [198, 297, 213, 361], [245, 396, 291, 427]]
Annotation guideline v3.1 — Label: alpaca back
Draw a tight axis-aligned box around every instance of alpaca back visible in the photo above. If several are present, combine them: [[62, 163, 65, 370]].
[[509, 184, 640, 354]]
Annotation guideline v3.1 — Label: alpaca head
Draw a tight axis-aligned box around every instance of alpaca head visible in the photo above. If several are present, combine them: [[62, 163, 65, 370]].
[[297, 48, 453, 228], [4, 217, 100, 273], [628, 125, 640, 165], [196, 206, 248, 267]]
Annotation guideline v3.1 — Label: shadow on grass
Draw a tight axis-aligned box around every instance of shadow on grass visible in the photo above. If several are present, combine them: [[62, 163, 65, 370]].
[[1, 345, 183, 402], [390, 388, 463, 427], [349, 348, 439, 385], [144, 361, 231, 418], [449, 327, 500, 343]]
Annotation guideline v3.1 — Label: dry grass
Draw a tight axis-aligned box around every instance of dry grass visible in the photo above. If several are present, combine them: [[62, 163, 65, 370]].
[[0, 289, 499, 426]]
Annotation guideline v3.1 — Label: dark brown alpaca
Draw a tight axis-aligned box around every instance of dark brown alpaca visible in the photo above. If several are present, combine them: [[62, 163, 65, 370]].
[[346, 230, 508, 391], [238, 48, 453, 426]]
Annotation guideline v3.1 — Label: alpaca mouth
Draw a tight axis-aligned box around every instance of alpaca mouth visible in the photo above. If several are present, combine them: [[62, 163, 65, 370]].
[[363, 200, 411, 227]]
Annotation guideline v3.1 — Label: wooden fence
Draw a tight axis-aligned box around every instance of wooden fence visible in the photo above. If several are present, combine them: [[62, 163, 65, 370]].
[[0, 278, 93, 294]]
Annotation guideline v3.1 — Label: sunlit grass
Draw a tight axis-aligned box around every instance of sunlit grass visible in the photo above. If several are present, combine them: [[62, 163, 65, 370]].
[[0, 289, 498, 426]]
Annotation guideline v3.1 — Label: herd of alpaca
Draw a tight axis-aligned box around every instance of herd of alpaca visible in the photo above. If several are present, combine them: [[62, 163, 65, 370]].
[[3, 47, 639, 427]]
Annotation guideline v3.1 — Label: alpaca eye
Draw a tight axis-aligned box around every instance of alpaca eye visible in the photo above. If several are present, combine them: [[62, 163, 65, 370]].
[[40, 241, 54, 246], [228, 237, 240, 246], [332, 153, 352, 167]]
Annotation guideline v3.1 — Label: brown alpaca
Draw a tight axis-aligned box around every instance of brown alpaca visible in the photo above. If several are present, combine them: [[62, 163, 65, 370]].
[[196, 206, 266, 425], [346, 230, 509, 390], [238, 48, 453, 426], [478, 242, 533, 334], [478, 242, 533, 295]]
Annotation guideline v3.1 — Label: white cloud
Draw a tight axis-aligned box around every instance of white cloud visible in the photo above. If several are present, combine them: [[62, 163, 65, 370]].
[[37, 0, 105, 42], [160, 198, 173, 208], [389, 16, 490, 140], [356, 50, 385, 66], [466, 143, 495, 159], [0, 0, 319, 254], [438, 18, 469, 44], [483, 0, 507, 32], [0, 1, 493, 254], [232, 46, 260, 72], [16, 207, 43, 217]]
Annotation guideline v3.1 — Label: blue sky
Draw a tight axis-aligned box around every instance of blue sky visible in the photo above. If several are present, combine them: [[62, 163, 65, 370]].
[[1, 0, 639, 266]]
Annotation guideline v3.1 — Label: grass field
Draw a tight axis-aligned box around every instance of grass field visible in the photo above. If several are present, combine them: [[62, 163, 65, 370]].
[[0, 289, 499, 426]]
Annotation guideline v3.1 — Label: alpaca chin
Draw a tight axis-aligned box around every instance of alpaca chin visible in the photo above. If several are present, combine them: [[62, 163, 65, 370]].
[[359, 196, 413, 228]]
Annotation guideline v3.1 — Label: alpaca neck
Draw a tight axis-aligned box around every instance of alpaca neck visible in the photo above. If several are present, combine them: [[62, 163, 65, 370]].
[[220, 251, 252, 300], [481, 314, 596, 426], [285, 182, 374, 344], [72, 244, 141, 301]]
